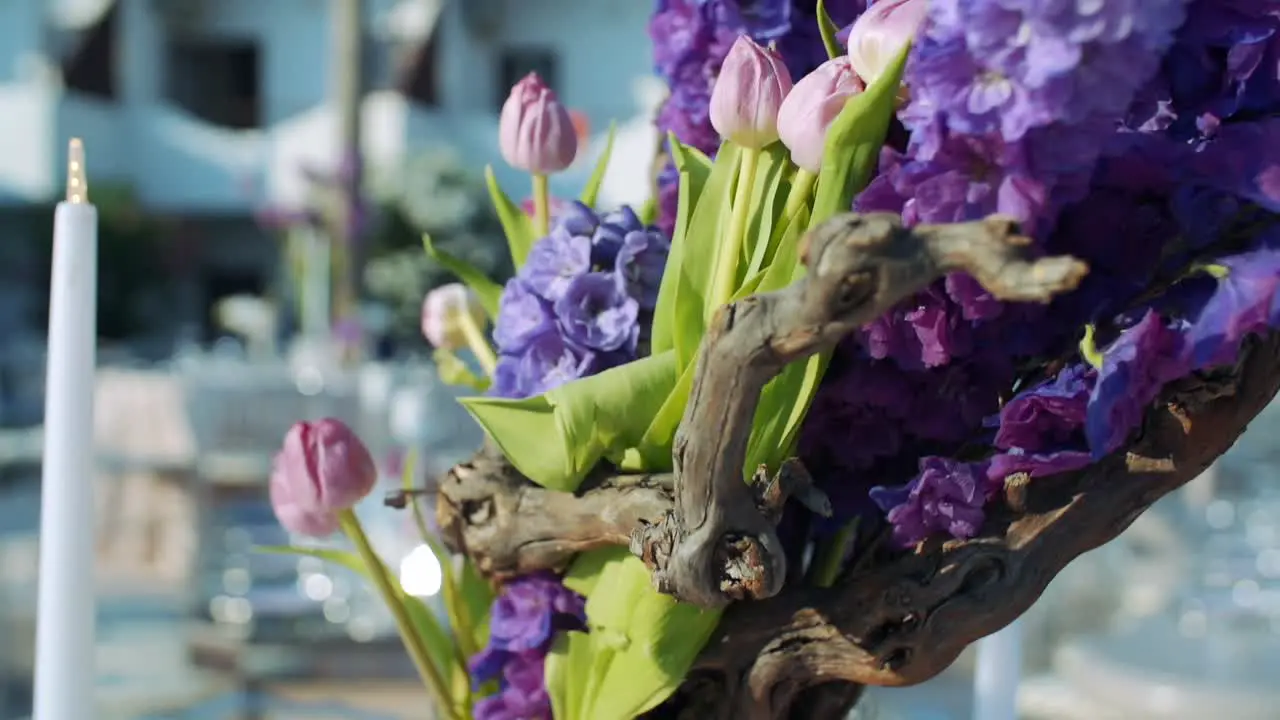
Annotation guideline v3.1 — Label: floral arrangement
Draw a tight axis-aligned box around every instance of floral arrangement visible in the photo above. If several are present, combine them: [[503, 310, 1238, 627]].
[[261, 1, 1280, 718]]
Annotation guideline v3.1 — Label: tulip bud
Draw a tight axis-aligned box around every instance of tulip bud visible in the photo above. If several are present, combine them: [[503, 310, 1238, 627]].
[[270, 419, 378, 537], [498, 73, 578, 174], [776, 57, 866, 173], [421, 283, 486, 350], [709, 36, 794, 149], [846, 0, 928, 87]]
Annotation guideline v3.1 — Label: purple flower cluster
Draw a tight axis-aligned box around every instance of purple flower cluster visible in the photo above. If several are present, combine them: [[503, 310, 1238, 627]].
[[469, 573, 586, 720], [650, 0, 866, 231], [490, 202, 670, 399], [787, 1, 1280, 546]]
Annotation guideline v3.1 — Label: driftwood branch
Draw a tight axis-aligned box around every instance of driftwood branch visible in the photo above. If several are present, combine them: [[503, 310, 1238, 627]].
[[434, 443, 673, 578], [630, 213, 1087, 607], [430, 211, 1280, 718], [691, 334, 1280, 718]]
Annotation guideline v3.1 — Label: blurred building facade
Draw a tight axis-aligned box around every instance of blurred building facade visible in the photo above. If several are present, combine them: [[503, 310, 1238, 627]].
[[0, 0, 655, 345]]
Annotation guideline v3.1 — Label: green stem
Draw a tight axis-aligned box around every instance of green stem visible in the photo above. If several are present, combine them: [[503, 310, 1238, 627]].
[[780, 168, 817, 227], [340, 511, 460, 720], [532, 173, 551, 237], [406, 494, 479, 661], [457, 311, 497, 376], [707, 147, 761, 320]]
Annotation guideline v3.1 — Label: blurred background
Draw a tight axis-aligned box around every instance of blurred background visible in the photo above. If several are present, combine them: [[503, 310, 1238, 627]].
[[1, 1, 1278, 718]]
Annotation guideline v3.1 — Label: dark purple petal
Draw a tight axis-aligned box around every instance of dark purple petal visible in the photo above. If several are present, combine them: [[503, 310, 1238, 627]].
[[1085, 311, 1190, 457]]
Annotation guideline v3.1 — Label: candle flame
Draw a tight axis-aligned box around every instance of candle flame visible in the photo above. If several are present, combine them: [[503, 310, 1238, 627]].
[[66, 138, 88, 205]]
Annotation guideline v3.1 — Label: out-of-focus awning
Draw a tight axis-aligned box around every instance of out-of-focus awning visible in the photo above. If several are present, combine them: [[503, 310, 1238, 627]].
[[376, 0, 445, 41], [48, 0, 117, 30]]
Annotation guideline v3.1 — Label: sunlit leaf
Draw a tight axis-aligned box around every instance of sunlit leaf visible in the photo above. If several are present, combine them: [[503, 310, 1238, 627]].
[[810, 42, 910, 224], [433, 348, 490, 392], [485, 165, 538, 267], [816, 0, 844, 61], [651, 136, 714, 355], [422, 234, 503, 319], [459, 351, 679, 491], [580, 123, 618, 209]]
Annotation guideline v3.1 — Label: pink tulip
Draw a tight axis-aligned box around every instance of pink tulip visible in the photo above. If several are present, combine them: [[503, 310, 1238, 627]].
[[846, 0, 928, 86], [421, 283, 485, 350], [269, 419, 378, 537], [709, 36, 793, 149], [776, 57, 866, 173], [498, 73, 578, 174]]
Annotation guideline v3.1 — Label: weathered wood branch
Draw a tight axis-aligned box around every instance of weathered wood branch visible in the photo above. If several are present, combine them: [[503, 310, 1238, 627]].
[[630, 213, 1087, 607], [434, 442, 673, 579], [429, 211, 1280, 719], [689, 334, 1280, 718]]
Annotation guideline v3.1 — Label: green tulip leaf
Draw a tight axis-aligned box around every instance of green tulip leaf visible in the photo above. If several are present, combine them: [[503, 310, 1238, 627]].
[[638, 194, 659, 227], [811, 42, 910, 224], [568, 550, 721, 720], [816, 0, 844, 61], [459, 350, 679, 492], [671, 142, 741, 370], [651, 136, 714, 355], [739, 144, 794, 287], [579, 122, 618, 209], [433, 348, 490, 392], [485, 165, 538, 267], [546, 631, 593, 720], [421, 233, 503, 319]]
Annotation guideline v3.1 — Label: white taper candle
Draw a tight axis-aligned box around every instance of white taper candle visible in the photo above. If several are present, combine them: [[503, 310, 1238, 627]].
[[33, 138, 99, 720]]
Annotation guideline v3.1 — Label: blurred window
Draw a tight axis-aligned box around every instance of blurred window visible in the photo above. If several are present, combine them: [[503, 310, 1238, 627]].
[[495, 47, 559, 111], [365, 27, 441, 106], [164, 37, 262, 129], [62, 4, 118, 99]]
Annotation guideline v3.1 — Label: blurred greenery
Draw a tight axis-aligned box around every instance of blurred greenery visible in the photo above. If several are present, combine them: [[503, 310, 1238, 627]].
[[30, 182, 173, 340], [362, 149, 514, 348]]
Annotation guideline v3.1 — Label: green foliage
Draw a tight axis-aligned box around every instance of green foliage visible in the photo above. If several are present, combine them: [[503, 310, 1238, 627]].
[[362, 150, 514, 347]]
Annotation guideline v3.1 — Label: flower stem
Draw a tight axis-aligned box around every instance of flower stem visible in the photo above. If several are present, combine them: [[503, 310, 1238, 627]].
[[532, 173, 551, 237], [707, 146, 761, 320], [457, 311, 497, 377], [780, 168, 817, 228], [339, 511, 460, 720]]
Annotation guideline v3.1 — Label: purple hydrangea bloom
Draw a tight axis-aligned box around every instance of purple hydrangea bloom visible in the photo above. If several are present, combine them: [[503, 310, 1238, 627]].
[[488, 202, 670, 399], [1085, 310, 1191, 457], [554, 273, 641, 352], [616, 228, 672, 310], [521, 230, 592, 303], [993, 365, 1094, 453], [870, 457, 990, 548], [517, 332, 600, 397], [493, 280, 556, 354]]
